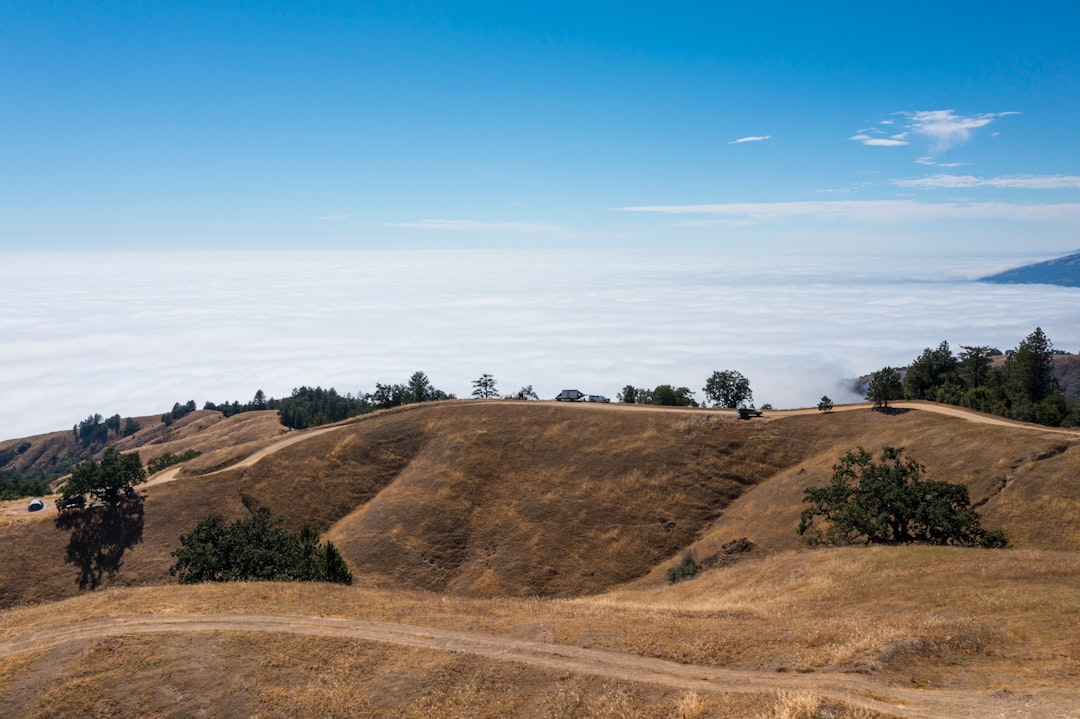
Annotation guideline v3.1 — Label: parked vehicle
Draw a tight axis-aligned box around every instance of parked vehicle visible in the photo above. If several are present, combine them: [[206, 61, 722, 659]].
[[587, 395, 610, 403], [27, 498, 45, 512], [555, 389, 585, 402], [736, 405, 762, 420], [57, 495, 86, 511]]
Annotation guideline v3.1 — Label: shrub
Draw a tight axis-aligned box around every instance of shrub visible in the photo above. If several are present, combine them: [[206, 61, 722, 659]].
[[169, 511, 352, 585], [798, 446, 1006, 548], [147, 449, 202, 475], [666, 552, 699, 583]]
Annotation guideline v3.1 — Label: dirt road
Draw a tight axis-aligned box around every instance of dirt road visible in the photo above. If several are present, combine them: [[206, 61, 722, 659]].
[[0, 612, 1066, 718]]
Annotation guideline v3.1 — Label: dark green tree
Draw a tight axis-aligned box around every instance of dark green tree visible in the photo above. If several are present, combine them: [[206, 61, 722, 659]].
[[320, 540, 353, 584], [471, 373, 498, 399], [703, 370, 752, 408], [74, 414, 109, 446], [1002, 327, 1061, 421], [866, 367, 904, 410], [958, 345, 996, 390], [121, 417, 141, 437], [617, 385, 643, 403], [798, 446, 1006, 548], [371, 382, 410, 409], [817, 396, 834, 413], [643, 384, 698, 406], [62, 447, 147, 508], [407, 371, 434, 403]]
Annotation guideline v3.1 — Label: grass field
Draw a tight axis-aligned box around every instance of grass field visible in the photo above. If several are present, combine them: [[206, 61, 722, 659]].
[[1, 400, 1078, 717]]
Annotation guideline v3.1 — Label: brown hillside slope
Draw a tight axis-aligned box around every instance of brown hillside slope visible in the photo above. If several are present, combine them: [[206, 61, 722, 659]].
[[0, 409, 285, 484], [1, 402, 1079, 610], [658, 406, 1080, 582]]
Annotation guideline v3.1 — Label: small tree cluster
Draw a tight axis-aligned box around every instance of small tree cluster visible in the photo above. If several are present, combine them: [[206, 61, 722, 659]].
[[73, 413, 136, 446], [618, 370, 756, 408], [277, 373, 456, 429], [205, 389, 282, 417], [161, 400, 197, 426], [147, 449, 202, 475], [798, 446, 1007, 548], [618, 384, 698, 406], [169, 512, 352, 585], [873, 329, 1078, 426], [866, 367, 904, 409], [278, 386, 371, 429], [0, 471, 49, 501], [507, 385, 539, 400]]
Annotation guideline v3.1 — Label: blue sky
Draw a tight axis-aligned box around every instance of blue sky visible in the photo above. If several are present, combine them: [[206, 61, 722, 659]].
[[3, 1, 1079, 253]]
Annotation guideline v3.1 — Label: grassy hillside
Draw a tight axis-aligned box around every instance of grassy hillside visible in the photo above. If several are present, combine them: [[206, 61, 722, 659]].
[[0, 409, 286, 487], [1, 400, 1079, 717], [2, 401, 1078, 608]]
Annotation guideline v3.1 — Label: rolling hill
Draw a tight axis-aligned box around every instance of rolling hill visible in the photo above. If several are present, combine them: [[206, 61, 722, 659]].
[[1, 400, 1079, 718]]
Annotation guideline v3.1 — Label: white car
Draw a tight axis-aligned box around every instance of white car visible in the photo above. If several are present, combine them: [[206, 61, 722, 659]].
[[27, 498, 45, 512]]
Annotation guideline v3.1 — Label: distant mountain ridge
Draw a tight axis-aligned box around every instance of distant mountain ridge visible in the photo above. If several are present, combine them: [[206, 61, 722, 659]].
[[979, 251, 1080, 287]]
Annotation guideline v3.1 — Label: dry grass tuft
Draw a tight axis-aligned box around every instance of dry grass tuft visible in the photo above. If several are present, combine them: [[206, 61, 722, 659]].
[[674, 690, 710, 719], [758, 691, 879, 719]]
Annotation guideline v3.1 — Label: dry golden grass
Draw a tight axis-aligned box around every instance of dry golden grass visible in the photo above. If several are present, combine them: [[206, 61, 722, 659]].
[[758, 690, 880, 719], [2, 537, 1078, 717], [2, 401, 1080, 717]]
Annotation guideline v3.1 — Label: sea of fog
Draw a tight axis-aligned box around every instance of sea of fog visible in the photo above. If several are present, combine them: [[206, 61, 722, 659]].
[[2, 248, 1078, 440]]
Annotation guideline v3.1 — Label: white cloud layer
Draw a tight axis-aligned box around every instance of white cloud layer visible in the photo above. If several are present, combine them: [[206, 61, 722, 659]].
[[731, 135, 771, 144], [617, 200, 1080, 224], [2, 250, 1078, 440]]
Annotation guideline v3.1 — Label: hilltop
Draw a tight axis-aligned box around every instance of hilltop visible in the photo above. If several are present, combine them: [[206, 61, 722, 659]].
[[979, 251, 1080, 287], [1, 400, 1079, 717]]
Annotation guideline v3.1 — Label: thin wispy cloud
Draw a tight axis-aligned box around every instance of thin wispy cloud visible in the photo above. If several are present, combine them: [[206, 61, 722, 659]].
[[916, 157, 968, 168], [894, 174, 1080, 190], [852, 110, 1019, 152], [618, 200, 1080, 224], [910, 110, 1018, 152], [385, 219, 570, 235], [850, 131, 909, 147], [730, 135, 771, 144]]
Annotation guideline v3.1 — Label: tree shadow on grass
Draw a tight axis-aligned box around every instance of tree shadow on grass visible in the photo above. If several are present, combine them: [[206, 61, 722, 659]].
[[55, 497, 145, 590], [872, 407, 912, 415]]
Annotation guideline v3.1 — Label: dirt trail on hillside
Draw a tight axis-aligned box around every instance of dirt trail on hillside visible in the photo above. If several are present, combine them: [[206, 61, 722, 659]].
[[0, 612, 1066, 719], [543, 398, 1080, 437], [142, 424, 342, 488]]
